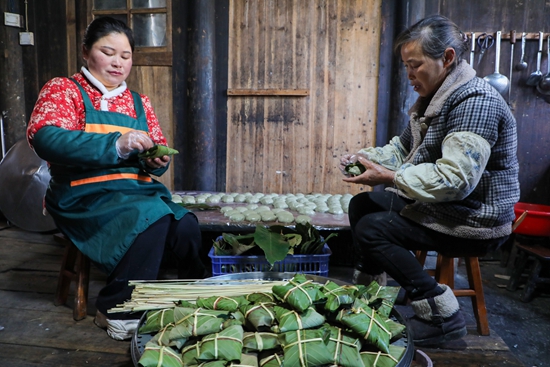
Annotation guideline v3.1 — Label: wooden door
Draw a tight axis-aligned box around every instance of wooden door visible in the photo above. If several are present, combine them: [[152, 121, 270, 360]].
[[226, 0, 382, 195]]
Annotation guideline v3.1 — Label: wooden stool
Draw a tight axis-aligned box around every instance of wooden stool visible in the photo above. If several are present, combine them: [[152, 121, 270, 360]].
[[506, 239, 550, 302], [54, 233, 90, 321], [415, 250, 490, 336]]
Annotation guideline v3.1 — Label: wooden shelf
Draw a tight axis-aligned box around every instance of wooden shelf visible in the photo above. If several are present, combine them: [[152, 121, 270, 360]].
[[227, 89, 309, 96]]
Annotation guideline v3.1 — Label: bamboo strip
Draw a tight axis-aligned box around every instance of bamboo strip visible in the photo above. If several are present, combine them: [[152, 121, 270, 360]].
[[109, 279, 289, 313]]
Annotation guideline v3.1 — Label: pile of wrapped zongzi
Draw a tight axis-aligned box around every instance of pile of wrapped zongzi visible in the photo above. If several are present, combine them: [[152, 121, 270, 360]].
[[138, 274, 406, 367]]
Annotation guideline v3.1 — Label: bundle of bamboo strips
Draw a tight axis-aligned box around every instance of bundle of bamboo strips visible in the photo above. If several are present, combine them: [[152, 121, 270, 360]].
[[108, 278, 288, 313]]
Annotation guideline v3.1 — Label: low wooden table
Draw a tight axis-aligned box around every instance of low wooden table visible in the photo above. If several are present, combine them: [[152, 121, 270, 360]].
[[175, 191, 351, 231], [176, 191, 354, 266]]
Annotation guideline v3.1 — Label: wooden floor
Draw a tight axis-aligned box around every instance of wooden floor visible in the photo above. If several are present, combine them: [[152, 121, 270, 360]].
[[0, 218, 527, 367]]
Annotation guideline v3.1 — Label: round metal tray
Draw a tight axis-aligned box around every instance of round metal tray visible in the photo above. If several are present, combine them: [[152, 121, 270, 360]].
[[131, 272, 414, 367]]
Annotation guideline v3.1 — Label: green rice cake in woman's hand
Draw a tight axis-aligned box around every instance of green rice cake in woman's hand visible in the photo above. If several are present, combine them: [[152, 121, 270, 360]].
[[139, 145, 179, 159]]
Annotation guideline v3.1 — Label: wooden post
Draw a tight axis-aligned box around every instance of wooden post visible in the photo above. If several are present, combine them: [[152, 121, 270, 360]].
[[0, 0, 27, 152], [184, 0, 217, 191]]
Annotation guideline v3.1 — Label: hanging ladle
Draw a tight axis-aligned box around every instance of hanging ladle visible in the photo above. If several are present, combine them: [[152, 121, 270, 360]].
[[526, 32, 544, 86], [484, 31, 509, 98], [536, 35, 550, 95], [515, 32, 528, 71]]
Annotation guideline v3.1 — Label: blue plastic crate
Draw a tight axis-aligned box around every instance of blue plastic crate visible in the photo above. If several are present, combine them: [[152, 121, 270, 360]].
[[208, 244, 331, 277]]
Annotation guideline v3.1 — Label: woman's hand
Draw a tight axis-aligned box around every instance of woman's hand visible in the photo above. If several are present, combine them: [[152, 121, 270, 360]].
[[342, 155, 396, 186], [116, 130, 154, 159], [339, 153, 358, 174], [144, 155, 171, 169]]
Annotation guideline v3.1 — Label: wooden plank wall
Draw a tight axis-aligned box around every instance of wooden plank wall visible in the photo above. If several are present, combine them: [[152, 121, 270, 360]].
[[127, 66, 175, 190], [227, 0, 382, 195]]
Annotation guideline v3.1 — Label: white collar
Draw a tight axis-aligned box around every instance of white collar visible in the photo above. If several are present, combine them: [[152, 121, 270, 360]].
[[81, 67, 127, 111]]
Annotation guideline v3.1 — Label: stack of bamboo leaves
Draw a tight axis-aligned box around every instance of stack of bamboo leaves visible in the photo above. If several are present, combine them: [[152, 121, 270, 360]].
[[134, 274, 406, 367], [212, 223, 337, 266]]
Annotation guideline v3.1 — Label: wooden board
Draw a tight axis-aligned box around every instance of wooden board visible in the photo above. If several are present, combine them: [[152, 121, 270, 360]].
[[226, 0, 381, 195]]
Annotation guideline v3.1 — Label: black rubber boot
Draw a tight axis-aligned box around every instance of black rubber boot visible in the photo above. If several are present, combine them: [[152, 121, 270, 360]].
[[408, 285, 467, 346]]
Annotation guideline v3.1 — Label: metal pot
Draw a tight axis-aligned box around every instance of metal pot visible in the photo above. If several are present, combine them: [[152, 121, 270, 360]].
[[0, 139, 56, 232]]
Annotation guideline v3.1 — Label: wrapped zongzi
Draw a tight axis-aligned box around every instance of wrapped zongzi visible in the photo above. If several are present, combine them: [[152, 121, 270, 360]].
[[138, 345, 183, 367], [335, 299, 392, 354], [278, 329, 334, 367], [271, 275, 325, 312], [271, 306, 325, 333]]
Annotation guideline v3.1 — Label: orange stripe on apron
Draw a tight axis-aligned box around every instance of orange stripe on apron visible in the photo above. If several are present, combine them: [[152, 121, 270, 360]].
[[85, 124, 150, 136], [70, 173, 153, 187]]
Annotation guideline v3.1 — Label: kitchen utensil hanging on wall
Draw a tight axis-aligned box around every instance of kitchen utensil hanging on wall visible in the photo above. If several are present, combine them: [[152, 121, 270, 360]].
[[508, 30, 516, 104], [470, 32, 476, 69], [484, 31, 510, 98], [516, 32, 528, 71], [536, 35, 550, 96], [477, 33, 494, 67], [526, 32, 544, 86]]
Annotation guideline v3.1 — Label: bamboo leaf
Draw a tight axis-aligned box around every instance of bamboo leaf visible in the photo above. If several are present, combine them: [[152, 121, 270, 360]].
[[253, 225, 290, 266]]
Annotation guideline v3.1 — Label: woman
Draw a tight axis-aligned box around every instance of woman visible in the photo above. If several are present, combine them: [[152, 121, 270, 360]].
[[340, 15, 519, 346], [27, 17, 208, 340]]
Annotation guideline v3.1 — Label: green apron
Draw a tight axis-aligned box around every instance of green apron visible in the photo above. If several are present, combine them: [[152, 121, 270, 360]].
[[44, 79, 188, 274]]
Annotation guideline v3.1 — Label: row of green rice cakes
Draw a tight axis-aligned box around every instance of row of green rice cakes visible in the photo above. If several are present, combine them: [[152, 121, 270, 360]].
[[172, 192, 354, 224]]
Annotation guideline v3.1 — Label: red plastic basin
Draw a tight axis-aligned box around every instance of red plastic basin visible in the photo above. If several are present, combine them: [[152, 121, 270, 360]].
[[513, 202, 550, 237]]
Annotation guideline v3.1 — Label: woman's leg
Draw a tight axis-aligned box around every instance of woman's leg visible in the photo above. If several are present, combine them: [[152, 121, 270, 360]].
[[95, 215, 171, 319], [165, 212, 210, 279], [348, 191, 412, 277], [351, 195, 441, 299]]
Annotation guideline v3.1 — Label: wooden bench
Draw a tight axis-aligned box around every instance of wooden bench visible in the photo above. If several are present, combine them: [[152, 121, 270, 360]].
[[53, 233, 90, 321], [416, 250, 490, 336], [506, 239, 550, 302]]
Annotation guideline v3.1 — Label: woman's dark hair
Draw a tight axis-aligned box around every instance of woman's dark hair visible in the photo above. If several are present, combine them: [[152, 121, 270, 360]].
[[394, 15, 469, 70], [83, 16, 135, 52]]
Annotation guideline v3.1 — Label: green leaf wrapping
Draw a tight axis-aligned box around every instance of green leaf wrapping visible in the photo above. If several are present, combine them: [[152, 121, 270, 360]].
[[321, 281, 358, 312], [336, 299, 392, 354], [323, 324, 365, 367], [196, 295, 250, 312], [386, 318, 406, 341], [245, 292, 275, 304], [197, 324, 245, 362], [214, 233, 256, 256], [345, 162, 366, 176], [259, 353, 284, 367], [240, 302, 277, 331], [271, 306, 325, 333], [187, 361, 227, 367], [138, 345, 183, 367], [242, 331, 280, 352], [145, 324, 177, 347], [139, 308, 175, 334], [278, 329, 334, 367], [360, 345, 406, 367], [361, 281, 401, 318], [253, 225, 291, 266], [169, 307, 229, 340], [181, 341, 202, 366], [271, 275, 326, 312], [178, 300, 198, 308], [138, 145, 179, 158]]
